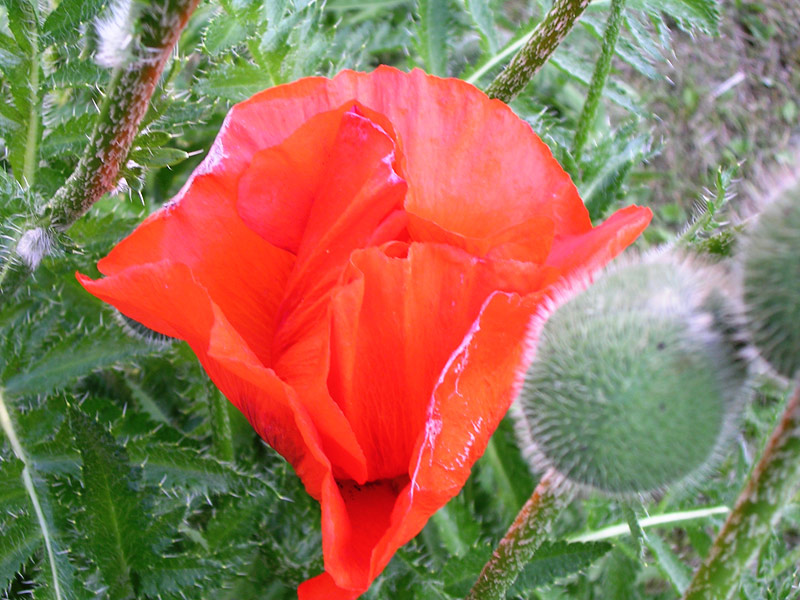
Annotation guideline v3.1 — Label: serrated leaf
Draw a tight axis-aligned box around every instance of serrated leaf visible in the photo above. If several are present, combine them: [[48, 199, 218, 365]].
[[441, 542, 493, 596], [2, 0, 42, 186], [127, 145, 190, 167], [42, 0, 105, 45], [0, 457, 28, 512], [126, 440, 277, 497], [511, 540, 613, 594], [550, 51, 643, 116], [203, 11, 249, 55], [137, 555, 218, 597], [644, 532, 691, 594], [640, 0, 720, 34], [196, 62, 275, 102], [47, 61, 106, 89], [415, 0, 449, 76], [40, 113, 96, 159], [0, 510, 42, 590], [3, 326, 155, 398], [465, 0, 497, 53], [70, 408, 150, 599]]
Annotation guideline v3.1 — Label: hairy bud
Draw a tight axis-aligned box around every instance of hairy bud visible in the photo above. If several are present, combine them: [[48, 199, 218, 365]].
[[742, 180, 800, 379], [514, 254, 749, 496]]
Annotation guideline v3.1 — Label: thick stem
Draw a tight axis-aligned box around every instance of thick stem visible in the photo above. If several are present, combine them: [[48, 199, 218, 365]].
[[46, 0, 201, 230], [572, 0, 626, 163], [466, 468, 571, 600], [484, 0, 591, 103], [682, 382, 800, 600], [0, 389, 62, 600]]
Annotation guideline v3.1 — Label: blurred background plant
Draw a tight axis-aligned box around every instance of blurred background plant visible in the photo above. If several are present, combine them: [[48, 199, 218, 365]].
[[0, 0, 798, 599]]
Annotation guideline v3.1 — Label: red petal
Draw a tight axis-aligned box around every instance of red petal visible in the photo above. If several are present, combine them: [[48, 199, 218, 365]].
[[232, 67, 589, 257], [328, 243, 554, 482], [93, 168, 295, 369], [546, 205, 653, 276], [76, 264, 332, 494]]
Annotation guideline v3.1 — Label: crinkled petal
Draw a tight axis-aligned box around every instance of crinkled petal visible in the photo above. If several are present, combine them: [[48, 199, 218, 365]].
[[231, 67, 589, 257], [328, 243, 556, 482], [76, 264, 332, 495]]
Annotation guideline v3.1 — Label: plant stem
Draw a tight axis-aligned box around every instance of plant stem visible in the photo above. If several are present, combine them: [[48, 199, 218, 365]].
[[682, 382, 800, 600], [23, 8, 40, 188], [45, 0, 201, 230], [0, 388, 62, 600], [466, 468, 571, 600], [484, 0, 591, 103], [572, 0, 626, 163]]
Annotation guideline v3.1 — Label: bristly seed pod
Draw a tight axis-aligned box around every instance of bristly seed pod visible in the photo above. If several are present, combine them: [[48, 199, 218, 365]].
[[742, 180, 800, 379], [513, 254, 750, 497]]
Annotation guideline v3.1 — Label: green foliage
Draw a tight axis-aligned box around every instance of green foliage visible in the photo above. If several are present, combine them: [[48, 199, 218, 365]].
[[0, 0, 796, 598]]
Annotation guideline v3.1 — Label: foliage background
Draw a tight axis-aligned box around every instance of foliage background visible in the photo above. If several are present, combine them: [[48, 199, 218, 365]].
[[0, 0, 798, 598]]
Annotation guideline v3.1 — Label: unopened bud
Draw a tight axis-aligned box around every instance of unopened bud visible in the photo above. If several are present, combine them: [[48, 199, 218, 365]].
[[514, 255, 749, 496], [742, 181, 800, 379]]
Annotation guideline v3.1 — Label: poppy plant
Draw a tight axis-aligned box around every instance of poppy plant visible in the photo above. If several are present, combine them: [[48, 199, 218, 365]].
[[78, 67, 651, 599]]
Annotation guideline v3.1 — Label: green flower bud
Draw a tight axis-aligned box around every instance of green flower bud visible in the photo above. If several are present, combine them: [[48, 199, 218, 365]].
[[742, 182, 800, 379], [514, 255, 749, 496]]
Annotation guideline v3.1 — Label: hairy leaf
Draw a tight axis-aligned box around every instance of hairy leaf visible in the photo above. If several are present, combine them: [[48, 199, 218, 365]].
[[69, 408, 149, 599], [415, 0, 450, 76]]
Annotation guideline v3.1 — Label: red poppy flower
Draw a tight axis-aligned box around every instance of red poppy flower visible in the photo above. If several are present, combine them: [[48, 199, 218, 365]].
[[78, 66, 651, 599]]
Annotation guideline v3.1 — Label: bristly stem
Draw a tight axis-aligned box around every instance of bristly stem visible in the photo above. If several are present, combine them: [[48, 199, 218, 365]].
[[0, 388, 63, 600], [484, 0, 591, 103], [572, 0, 626, 163], [466, 468, 571, 600], [22, 3, 41, 188], [682, 381, 800, 600], [45, 0, 201, 230]]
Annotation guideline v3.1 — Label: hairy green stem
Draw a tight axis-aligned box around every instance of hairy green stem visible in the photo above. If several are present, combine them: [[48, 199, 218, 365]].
[[0, 388, 62, 600], [683, 382, 800, 600], [466, 469, 571, 600], [484, 0, 591, 103], [23, 11, 40, 188], [46, 0, 201, 230], [572, 0, 626, 163]]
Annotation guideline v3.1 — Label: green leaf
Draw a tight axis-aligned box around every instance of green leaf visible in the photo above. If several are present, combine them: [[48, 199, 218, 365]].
[[601, 547, 639, 598], [42, 0, 105, 45], [3, 326, 155, 398], [69, 408, 150, 599], [126, 440, 278, 497], [0, 456, 28, 512], [644, 531, 691, 594], [639, 0, 720, 35], [441, 542, 493, 596], [2, 0, 42, 186], [137, 555, 218, 598], [465, 0, 497, 53], [0, 511, 42, 590], [510, 541, 613, 593], [40, 113, 98, 159], [196, 61, 275, 102], [549, 51, 643, 116], [203, 11, 249, 55], [415, 0, 449, 76], [128, 145, 191, 167]]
